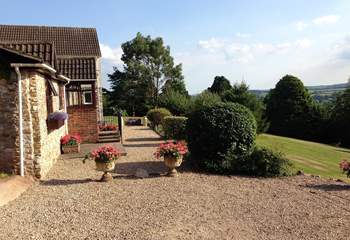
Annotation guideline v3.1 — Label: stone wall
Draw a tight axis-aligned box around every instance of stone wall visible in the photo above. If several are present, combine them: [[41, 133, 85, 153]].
[[0, 67, 67, 178], [0, 65, 18, 174], [27, 72, 66, 178]]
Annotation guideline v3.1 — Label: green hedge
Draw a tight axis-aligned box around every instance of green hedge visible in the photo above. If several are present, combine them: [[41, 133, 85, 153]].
[[163, 116, 188, 140], [187, 102, 257, 173], [146, 108, 172, 128]]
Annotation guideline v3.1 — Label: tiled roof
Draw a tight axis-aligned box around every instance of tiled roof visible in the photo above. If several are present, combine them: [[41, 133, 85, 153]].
[[0, 25, 101, 57], [57, 58, 96, 80], [0, 42, 56, 66]]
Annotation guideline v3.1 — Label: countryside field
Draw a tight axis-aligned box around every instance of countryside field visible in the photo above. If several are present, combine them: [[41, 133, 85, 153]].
[[257, 134, 350, 182]]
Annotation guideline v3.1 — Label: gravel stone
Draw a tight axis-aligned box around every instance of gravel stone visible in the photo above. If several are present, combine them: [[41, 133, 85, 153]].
[[0, 126, 349, 240]]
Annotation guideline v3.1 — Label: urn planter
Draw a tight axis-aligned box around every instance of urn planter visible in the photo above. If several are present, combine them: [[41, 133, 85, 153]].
[[164, 155, 183, 177], [95, 161, 116, 182]]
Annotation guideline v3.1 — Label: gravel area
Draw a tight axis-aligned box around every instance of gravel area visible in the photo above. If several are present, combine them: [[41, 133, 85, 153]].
[[0, 126, 349, 240]]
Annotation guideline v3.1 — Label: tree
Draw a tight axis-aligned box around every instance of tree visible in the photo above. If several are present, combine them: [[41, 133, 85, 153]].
[[108, 33, 185, 115], [159, 89, 191, 116], [221, 82, 268, 133], [330, 87, 350, 146], [208, 76, 232, 95], [265, 75, 323, 140]]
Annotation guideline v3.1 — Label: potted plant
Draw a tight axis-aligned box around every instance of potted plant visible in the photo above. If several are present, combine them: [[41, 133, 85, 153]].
[[154, 141, 188, 177], [89, 145, 121, 181], [47, 112, 68, 130], [60, 134, 81, 154]]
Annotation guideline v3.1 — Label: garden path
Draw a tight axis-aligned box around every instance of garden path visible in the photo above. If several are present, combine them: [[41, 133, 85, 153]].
[[0, 126, 349, 240]]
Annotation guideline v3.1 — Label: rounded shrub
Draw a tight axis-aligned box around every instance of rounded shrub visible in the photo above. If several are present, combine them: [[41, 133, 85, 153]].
[[187, 102, 257, 173], [163, 116, 188, 140], [146, 108, 172, 127], [247, 146, 293, 177]]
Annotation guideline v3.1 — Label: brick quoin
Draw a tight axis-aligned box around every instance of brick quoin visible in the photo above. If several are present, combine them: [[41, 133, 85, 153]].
[[67, 106, 98, 142]]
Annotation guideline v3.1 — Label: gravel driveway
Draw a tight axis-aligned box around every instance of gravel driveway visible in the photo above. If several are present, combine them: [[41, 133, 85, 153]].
[[0, 126, 349, 240]]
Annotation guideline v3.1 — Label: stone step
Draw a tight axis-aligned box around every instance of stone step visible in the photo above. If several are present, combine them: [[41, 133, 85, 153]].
[[98, 130, 119, 136], [97, 137, 120, 143], [98, 134, 120, 139]]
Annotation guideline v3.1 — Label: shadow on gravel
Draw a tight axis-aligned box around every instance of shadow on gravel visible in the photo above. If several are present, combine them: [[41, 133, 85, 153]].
[[40, 178, 98, 186], [125, 137, 161, 142], [302, 183, 350, 191], [116, 161, 166, 175]]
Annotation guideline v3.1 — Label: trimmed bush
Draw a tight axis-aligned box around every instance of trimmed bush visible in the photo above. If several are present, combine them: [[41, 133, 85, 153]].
[[243, 146, 293, 177], [163, 116, 188, 140], [187, 102, 257, 173], [159, 90, 191, 116], [146, 108, 172, 128]]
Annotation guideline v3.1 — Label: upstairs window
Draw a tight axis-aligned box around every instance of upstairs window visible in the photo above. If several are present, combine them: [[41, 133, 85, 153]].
[[66, 83, 95, 107]]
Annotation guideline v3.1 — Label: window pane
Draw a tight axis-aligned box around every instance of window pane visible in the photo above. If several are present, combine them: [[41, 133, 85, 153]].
[[68, 91, 80, 106], [83, 91, 93, 104]]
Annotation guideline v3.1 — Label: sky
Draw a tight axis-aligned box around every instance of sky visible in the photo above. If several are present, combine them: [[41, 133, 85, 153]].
[[1, 0, 350, 94]]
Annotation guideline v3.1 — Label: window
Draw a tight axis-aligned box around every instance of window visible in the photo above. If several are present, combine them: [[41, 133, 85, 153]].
[[66, 83, 94, 107], [81, 84, 93, 105]]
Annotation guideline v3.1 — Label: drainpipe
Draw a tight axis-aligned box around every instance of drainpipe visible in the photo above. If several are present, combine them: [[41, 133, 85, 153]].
[[14, 67, 25, 177]]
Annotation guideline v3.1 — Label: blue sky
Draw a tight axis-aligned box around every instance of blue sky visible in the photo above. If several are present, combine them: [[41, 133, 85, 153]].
[[1, 0, 349, 93]]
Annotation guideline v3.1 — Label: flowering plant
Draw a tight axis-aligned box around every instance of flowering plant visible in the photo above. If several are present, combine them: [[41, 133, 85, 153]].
[[339, 159, 350, 177], [90, 145, 121, 163], [154, 141, 188, 159], [60, 134, 81, 146], [99, 124, 118, 131], [48, 112, 68, 121]]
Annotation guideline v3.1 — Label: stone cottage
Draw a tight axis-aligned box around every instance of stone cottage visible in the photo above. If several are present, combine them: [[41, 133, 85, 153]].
[[0, 25, 103, 178]]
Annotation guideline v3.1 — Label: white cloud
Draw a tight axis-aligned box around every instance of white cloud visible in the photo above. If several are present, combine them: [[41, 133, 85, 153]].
[[100, 44, 123, 65], [296, 21, 308, 31], [332, 34, 350, 61], [198, 38, 225, 52], [312, 15, 340, 25], [197, 38, 312, 63], [295, 15, 340, 31], [236, 32, 250, 38]]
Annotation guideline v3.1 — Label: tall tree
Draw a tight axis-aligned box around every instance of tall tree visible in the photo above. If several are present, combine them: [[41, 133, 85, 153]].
[[265, 75, 323, 140], [208, 76, 232, 95], [330, 87, 350, 146], [124, 33, 183, 106]]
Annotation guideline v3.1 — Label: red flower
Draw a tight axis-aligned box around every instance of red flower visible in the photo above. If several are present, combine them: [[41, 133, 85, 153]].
[[61, 134, 81, 146], [154, 141, 188, 159], [91, 145, 121, 163]]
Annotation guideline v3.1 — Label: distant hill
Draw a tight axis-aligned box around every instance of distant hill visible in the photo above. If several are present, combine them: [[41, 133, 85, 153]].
[[251, 82, 349, 102]]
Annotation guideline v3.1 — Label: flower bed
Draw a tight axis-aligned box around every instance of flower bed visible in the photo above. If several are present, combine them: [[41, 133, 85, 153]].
[[99, 124, 118, 131]]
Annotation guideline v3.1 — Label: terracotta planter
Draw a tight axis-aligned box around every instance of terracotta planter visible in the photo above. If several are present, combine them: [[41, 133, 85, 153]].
[[62, 144, 80, 154], [164, 155, 183, 177], [95, 161, 115, 182]]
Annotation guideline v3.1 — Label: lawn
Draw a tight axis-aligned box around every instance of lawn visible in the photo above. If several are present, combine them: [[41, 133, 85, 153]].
[[257, 134, 350, 182]]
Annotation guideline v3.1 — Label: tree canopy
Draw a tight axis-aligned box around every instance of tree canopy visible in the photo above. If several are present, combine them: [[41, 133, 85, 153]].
[[108, 32, 186, 115], [208, 76, 232, 95], [264, 75, 323, 140]]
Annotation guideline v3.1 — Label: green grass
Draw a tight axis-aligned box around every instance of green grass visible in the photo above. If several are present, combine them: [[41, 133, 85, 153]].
[[257, 134, 350, 182]]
